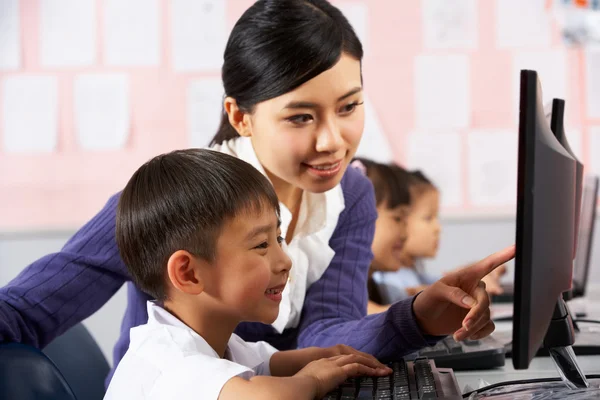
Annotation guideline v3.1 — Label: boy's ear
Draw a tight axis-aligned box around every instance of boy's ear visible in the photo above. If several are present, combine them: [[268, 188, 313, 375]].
[[166, 250, 205, 295], [224, 97, 253, 138]]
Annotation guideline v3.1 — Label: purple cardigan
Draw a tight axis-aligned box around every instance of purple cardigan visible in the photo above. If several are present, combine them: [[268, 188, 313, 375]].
[[0, 167, 439, 382]]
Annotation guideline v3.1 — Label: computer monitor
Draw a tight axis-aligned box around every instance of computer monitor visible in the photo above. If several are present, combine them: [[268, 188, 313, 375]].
[[513, 70, 577, 369], [550, 98, 584, 263], [572, 175, 599, 298]]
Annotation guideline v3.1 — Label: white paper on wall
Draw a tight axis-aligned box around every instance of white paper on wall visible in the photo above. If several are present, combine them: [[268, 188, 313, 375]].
[[496, 0, 552, 48], [585, 46, 600, 119], [467, 130, 518, 207], [422, 0, 478, 49], [415, 54, 470, 130], [40, 0, 96, 67], [2, 76, 58, 153], [406, 132, 463, 208], [74, 74, 130, 151], [104, 0, 160, 66], [354, 94, 394, 163], [590, 127, 600, 177], [0, 0, 20, 70], [171, 0, 227, 71], [188, 78, 224, 148]]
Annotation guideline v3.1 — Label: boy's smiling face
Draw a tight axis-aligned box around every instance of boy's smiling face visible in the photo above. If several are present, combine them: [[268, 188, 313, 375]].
[[202, 206, 292, 324]]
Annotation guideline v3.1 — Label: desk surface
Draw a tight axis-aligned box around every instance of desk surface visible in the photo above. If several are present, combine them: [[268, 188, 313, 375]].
[[456, 289, 600, 392]]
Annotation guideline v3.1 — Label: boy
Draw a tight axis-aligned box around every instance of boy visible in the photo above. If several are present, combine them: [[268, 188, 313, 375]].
[[105, 149, 391, 399]]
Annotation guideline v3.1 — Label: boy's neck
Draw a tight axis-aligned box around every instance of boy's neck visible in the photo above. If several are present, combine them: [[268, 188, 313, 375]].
[[400, 254, 416, 268], [164, 297, 239, 359]]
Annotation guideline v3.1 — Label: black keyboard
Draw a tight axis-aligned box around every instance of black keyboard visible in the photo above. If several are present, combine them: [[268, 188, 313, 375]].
[[322, 358, 462, 400], [404, 336, 506, 370]]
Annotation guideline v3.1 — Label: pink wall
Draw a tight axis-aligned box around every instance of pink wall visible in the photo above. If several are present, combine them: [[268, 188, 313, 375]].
[[0, 0, 598, 230]]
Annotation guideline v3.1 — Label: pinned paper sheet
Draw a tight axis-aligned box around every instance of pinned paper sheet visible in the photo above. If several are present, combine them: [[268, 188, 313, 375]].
[[415, 54, 470, 130], [585, 47, 600, 119], [0, 0, 20, 69], [354, 95, 394, 163], [40, 0, 96, 67], [171, 0, 227, 71], [467, 131, 518, 207], [513, 50, 568, 122], [496, 0, 552, 48], [188, 78, 224, 148], [74, 74, 130, 151], [2, 76, 58, 153], [422, 0, 478, 49], [334, 1, 368, 53], [590, 127, 600, 177], [406, 132, 463, 208], [104, 0, 160, 66]]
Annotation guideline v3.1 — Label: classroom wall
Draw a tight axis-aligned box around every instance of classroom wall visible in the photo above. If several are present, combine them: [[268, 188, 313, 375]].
[[1, 0, 600, 232]]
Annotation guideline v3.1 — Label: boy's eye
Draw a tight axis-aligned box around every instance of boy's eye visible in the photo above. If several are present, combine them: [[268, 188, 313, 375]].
[[277, 236, 284, 245], [255, 241, 269, 250], [287, 114, 313, 125]]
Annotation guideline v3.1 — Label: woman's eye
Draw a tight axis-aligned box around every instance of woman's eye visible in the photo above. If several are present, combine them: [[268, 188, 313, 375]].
[[287, 114, 313, 125], [340, 101, 363, 115]]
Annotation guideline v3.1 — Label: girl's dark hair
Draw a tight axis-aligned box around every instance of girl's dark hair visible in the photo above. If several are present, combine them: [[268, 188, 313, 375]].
[[408, 170, 437, 198], [352, 157, 411, 209], [116, 149, 280, 301], [209, 0, 363, 146]]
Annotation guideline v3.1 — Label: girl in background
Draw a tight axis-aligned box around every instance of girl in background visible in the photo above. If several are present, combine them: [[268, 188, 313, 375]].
[[350, 158, 411, 314]]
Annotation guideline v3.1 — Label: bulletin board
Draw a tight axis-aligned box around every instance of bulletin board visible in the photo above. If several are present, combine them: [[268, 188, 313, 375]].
[[0, 0, 599, 231]]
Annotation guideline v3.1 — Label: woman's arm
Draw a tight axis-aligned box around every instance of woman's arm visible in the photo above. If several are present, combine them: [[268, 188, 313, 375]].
[[296, 169, 440, 359], [0, 194, 129, 347]]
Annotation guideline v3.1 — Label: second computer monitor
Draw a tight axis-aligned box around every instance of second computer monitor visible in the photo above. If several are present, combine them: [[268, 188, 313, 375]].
[[572, 175, 599, 298], [513, 70, 577, 369], [551, 98, 584, 260]]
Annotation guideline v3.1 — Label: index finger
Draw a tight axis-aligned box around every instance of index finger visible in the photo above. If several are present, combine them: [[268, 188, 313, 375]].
[[468, 245, 515, 279]]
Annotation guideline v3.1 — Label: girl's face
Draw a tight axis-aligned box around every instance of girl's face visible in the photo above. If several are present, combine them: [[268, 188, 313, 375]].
[[403, 188, 441, 260], [241, 53, 364, 194], [371, 204, 410, 272]]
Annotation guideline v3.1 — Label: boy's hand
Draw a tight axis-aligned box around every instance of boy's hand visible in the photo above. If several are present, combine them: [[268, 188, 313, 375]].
[[295, 354, 392, 398], [412, 245, 515, 341], [321, 344, 386, 367]]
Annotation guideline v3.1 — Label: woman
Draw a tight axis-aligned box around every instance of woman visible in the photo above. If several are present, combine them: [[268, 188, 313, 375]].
[[0, 0, 512, 384]]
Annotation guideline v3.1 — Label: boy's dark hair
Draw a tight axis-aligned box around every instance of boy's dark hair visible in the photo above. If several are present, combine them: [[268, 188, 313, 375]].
[[408, 170, 437, 199], [210, 0, 363, 146], [116, 149, 280, 301], [352, 157, 411, 209]]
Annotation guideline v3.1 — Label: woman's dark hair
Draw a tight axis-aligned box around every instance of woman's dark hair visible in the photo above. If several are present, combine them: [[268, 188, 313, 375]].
[[408, 170, 437, 199], [116, 149, 280, 301], [210, 0, 364, 146], [352, 157, 411, 209]]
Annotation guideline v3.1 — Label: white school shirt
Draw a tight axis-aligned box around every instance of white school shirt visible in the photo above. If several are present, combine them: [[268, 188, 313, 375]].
[[104, 302, 278, 400], [211, 136, 346, 332]]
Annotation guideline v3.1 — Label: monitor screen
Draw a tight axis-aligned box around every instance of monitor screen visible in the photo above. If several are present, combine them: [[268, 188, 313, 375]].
[[513, 70, 577, 369]]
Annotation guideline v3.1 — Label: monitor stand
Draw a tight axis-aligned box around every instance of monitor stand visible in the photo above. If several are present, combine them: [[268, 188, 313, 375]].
[[543, 297, 589, 389]]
